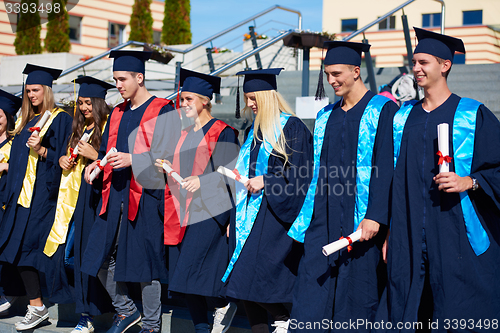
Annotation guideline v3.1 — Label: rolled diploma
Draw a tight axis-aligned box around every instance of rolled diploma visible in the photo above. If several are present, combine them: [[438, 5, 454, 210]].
[[217, 166, 249, 184], [437, 123, 450, 173], [322, 229, 362, 256], [0, 153, 5, 163], [26, 110, 52, 147], [69, 133, 91, 161], [89, 147, 117, 182], [162, 162, 185, 186]]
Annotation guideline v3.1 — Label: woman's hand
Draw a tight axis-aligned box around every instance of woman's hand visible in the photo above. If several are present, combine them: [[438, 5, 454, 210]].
[[245, 175, 264, 194], [0, 162, 8, 173], [77, 141, 98, 161], [84, 160, 99, 184], [155, 158, 170, 173], [59, 155, 75, 170], [27, 133, 42, 153], [182, 176, 200, 193]]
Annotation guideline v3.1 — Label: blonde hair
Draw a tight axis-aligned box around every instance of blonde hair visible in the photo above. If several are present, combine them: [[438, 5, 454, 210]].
[[192, 92, 212, 113], [243, 90, 295, 165], [11, 84, 55, 136]]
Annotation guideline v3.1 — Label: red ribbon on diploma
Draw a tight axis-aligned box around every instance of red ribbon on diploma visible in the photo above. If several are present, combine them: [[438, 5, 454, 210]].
[[29, 127, 41, 133], [233, 169, 242, 182], [69, 148, 77, 161], [96, 160, 104, 171], [339, 236, 353, 252], [437, 151, 452, 165]]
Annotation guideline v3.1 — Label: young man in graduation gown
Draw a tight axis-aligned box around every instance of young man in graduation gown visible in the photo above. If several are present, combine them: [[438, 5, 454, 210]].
[[379, 28, 500, 332], [287, 41, 399, 332], [82, 51, 181, 333]]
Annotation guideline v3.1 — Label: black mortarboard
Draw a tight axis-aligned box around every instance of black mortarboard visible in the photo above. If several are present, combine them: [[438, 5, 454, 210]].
[[323, 41, 371, 66], [109, 50, 152, 74], [74, 76, 115, 99], [23, 63, 62, 88], [0, 89, 22, 116], [180, 68, 221, 100], [413, 27, 466, 63], [236, 68, 283, 93]]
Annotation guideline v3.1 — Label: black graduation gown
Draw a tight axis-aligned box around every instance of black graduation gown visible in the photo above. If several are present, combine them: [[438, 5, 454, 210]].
[[168, 119, 239, 298], [225, 116, 313, 303], [0, 111, 72, 268], [289, 91, 398, 332], [81, 97, 181, 283], [380, 94, 500, 332]]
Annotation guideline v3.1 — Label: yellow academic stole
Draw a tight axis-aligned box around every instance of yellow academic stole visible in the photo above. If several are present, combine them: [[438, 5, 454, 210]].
[[17, 108, 65, 208], [44, 118, 107, 257], [0, 139, 12, 179]]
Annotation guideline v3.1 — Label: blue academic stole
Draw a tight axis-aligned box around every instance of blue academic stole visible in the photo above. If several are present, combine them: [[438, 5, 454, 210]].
[[222, 113, 291, 282], [288, 95, 391, 243], [392, 97, 490, 256]]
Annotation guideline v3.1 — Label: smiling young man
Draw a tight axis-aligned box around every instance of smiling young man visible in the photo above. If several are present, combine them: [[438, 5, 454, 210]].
[[287, 41, 398, 332], [380, 27, 500, 331], [81, 50, 181, 333]]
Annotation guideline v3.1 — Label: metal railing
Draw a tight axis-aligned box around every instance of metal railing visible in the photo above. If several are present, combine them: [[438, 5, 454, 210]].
[[165, 29, 295, 100]]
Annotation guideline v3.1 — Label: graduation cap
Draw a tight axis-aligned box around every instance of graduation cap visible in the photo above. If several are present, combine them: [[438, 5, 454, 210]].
[[323, 41, 371, 66], [180, 68, 221, 100], [234, 68, 283, 118], [109, 50, 152, 74], [23, 63, 62, 88], [413, 27, 466, 62], [0, 88, 22, 116], [74, 76, 115, 99], [236, 68, 283, 93], [315, 41, 371, 100]]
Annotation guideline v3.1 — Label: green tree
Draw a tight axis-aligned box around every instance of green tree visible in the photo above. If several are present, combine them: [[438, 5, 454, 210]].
[[162, 0, 191, 45], [129, 0, 153, 43], [45, 0, 71, 53], [14, 0, 42, 55]]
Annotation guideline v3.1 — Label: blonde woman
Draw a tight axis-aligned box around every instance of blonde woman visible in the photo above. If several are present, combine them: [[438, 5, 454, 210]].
[[0, 64, 72, 330], [222, 69, 313, 333]]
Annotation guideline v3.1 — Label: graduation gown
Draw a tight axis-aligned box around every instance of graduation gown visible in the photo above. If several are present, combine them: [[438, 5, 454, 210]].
[[0, 110, 72, 268], [168, 119, 239, 298], [42, 127, 113, 312], [381, 94, 500, 332], [81, 97, 181, 283], [225, 116, 312, 303], [290, 91, 398, 332]]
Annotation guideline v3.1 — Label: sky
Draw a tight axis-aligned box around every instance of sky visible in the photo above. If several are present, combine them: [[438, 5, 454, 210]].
[[188, 0, 323, 44]]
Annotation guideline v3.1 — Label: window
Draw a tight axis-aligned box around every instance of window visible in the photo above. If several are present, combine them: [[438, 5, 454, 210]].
[[453, 54, 466, 64], [341, 18, 358, 32], [422, 13, 441, 28], [109, 22, 126, 48], [69, 15, 82, 42], [463, 10, 482, 25], [379, 16, 396, 30], [153, 30, 162, 45]]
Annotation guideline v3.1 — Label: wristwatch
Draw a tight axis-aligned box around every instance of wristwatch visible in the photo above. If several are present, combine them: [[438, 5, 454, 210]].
[[470, 176, 479, 191]]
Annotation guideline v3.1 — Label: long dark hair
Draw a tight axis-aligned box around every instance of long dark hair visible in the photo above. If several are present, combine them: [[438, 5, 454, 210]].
[[69, 96, 111, 155], [3, 110, 15, 139]]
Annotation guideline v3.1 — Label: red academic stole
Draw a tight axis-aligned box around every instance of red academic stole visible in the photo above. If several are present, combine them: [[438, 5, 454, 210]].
[[164, 120, 237, 245], [100, 98, 171, 221]]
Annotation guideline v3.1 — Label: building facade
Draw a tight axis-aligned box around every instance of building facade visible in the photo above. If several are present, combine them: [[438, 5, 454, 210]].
[[0, 0, 165, 59], [311, 0, 500, 69]]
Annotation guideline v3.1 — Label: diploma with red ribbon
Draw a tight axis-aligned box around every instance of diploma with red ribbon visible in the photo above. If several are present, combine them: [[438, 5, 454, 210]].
[[26, 110, 52, 148], [216, 166, 249, 184], [322, 229, 362, 256], [437, 123, 452, 173], [68, 133, 91, 162], [89, 147, 117, 182], [162, 162, 185, 186]]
